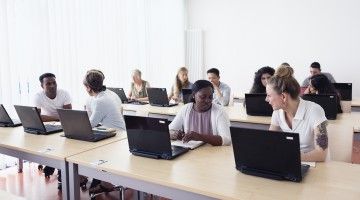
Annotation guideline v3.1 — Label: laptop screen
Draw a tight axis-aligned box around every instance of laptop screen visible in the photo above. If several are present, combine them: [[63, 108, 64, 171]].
[[57, 109, 93, 139], [146, 88, 170, 105], [182, 89, 193, 104], [301, 94, 337, 120], [107, 87, 128, 103], [0, 104, 12, 123], [230, 127, 302, 181], [245, 93, 273, 116], [14, 105, 45, 131], [124, 115, 172, 155], [333, 83, 352, 101]]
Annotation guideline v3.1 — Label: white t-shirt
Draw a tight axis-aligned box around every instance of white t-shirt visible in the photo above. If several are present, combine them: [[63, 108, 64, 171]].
[[271, 98, 327, 153], [34, 89, 71, 118], [88, 89, 125, 130]]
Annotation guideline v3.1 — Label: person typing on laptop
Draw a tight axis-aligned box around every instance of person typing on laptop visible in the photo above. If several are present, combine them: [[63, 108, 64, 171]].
[[265, 65, 328, 162], [169, 80, 231, 146], [128, 69, 150, 102]]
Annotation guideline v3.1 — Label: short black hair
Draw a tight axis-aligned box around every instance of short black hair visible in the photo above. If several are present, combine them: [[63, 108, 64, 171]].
[[310, 62, 321, 69], [39, 73, 56, 84], [207, 68, 220, 77]]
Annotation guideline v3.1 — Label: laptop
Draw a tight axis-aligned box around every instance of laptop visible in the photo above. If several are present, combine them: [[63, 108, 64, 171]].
[[14, 105, 62, 135], [57, 109, 116, 142], [146, 88, 178, 107], [0, 104, 22, 127], [245, 93, 273, 116], [107, 87, 148, 105], [230, 127, 309, 182], [182, 89, 193, 104], [302, 94, 337, 120], [333, 83, 352, 101], [124, 115, 188, 159]]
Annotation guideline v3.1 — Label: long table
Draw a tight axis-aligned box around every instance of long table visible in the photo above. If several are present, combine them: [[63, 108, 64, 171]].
[[122, 103, 360, 162], [0, 126, 127, 200], [67, 140, 360, 200]]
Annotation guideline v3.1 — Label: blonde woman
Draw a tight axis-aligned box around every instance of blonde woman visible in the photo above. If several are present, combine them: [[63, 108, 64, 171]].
[[169, 67, 193, 102], [128, 69, 150, 101], [266, 65, 328, 162]]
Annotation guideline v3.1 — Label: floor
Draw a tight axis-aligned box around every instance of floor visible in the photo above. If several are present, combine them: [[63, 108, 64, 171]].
[[0, 162, 122, 200]]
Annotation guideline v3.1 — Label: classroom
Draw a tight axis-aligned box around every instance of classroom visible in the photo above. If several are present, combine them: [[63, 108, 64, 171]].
[[1, 0, 360, 199]]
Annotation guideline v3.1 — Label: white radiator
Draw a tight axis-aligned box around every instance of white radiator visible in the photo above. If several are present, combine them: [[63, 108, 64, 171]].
[[185, 29, 204, 82]]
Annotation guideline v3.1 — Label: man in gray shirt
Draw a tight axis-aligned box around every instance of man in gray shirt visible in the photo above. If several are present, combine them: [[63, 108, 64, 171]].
[[302, 62, 336, 87], [207, 68, 231, 106]]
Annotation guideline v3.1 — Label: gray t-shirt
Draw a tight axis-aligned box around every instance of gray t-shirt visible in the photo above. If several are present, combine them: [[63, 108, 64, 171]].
[[302, 72, 336, 87], [89, 90, 125, 130]]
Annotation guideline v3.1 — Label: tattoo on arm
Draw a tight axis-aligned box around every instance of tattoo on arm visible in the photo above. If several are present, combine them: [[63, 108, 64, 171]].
[[316, 121, 328, 150]]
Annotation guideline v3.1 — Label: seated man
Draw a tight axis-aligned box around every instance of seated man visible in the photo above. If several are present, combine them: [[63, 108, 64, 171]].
[[302, 62, 336, 87], [34, 73, 72, 121], [34, 73, 72, 189], [207, 68, 231, 106]]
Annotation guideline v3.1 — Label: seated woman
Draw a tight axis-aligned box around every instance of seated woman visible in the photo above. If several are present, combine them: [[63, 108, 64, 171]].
[[128, 69, 150, 101], [83, 70, 130, 197], [169, 80, 231, 146], [250, 66, 275, 93], [169, 67, 193, 102], [303, 73, 342, 113], [266, 65, 328, 162]]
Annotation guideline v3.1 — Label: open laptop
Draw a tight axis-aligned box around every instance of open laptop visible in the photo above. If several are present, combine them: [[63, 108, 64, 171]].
[[14, 105, 62, 135], [107, 87, 148, 105], [333, 83, 352, 101], [245, 93, 273, 116], [124, 115, 188, 159], [182, 89, 193, 104], [302, 94, 337, 120], [146, 88, 178, 107], [230, 127, 309, 182], [0, 104, 21, 127], [57, 109, 116, 142]]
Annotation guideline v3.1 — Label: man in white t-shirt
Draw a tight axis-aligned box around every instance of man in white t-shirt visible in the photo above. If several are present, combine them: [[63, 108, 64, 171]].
[[34, 73, 72, 122]]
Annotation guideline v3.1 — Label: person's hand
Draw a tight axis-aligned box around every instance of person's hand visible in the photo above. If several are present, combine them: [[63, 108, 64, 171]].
[[303, 86, 311, 94], [170, 130, 185, 140], [182, 131, 202, 143]]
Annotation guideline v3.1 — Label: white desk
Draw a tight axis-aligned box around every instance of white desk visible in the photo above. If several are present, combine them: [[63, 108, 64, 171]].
[[0, 127, 127, 200], [67, 140, 360, 200], [0, 189, 25, 200]]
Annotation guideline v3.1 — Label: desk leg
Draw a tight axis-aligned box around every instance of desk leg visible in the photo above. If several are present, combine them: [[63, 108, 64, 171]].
[[60, 161, 69, 200], [68, 162, 80, 200], [18, 159, 23, 173]]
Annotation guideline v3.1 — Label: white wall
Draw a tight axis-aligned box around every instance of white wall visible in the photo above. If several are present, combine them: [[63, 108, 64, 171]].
[[187, 0, 360, 97]]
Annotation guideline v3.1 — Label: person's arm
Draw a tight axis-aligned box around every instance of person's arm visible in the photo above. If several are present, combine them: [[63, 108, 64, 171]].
[[63, 104, 72, 109], [89, 100, 106, 127], [213, 84, 231, 106], [182, 132, 222, 146], [40, 114, 59, 122], [169, 105, 187, 139], [301, 121, 328, 162]]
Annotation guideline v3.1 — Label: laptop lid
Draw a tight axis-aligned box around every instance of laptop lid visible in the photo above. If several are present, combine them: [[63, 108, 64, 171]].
[[124, 115, 172, 157], [182, 89, 193, 104], [301, 94, 337, 120], [146, 88, 170, 106], [107, 87, 129, 103], [0, 104, 13, 124], [57, 109, 94, 140], [333, 83, 352, 101], [14, 105, 46, 132], [245, 93, 273, 116], [230, 127, 303, 182]]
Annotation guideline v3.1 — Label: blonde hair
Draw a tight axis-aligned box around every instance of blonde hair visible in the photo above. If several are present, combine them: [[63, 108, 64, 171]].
[[268, 65, 300, 99], [132, 69, 142, 78], [174, 67, 190, 95]]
